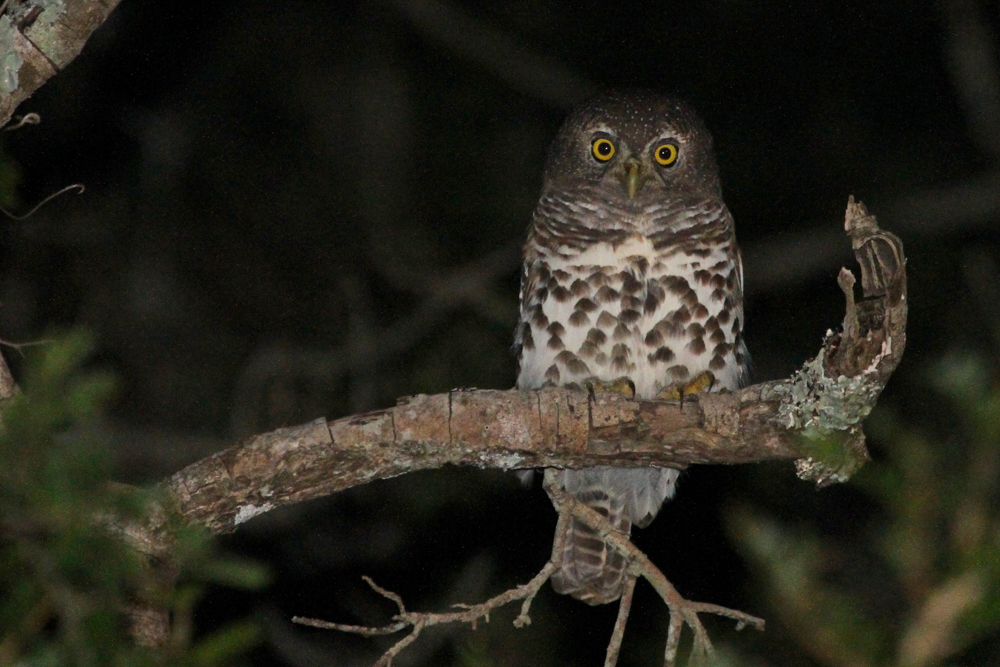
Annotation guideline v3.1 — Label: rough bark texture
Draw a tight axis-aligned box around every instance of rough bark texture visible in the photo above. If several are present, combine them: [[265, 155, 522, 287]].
[[165, 197, 907, 535], [0, 0, 123, 126]]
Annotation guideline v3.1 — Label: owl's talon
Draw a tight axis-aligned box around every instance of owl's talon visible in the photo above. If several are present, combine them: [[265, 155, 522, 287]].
[[585, 377, 636, 399], [657, 371, 715, 407]]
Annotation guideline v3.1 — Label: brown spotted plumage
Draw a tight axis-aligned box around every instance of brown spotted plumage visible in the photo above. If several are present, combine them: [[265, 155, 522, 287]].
[[515, 91, 747, 606]]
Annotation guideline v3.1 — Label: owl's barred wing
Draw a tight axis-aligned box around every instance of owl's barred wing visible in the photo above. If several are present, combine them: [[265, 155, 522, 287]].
[[734, 247, 751, 387]]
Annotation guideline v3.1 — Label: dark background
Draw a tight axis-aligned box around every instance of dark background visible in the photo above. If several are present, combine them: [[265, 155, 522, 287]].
[[3, 1, 999, 665]]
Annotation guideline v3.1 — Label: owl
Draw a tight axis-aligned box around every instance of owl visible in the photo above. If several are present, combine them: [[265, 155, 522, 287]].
[[515, 91, 747, 605]]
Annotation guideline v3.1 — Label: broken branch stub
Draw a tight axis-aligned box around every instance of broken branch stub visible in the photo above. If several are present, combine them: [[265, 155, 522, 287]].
[[778, 196, 907, 485]]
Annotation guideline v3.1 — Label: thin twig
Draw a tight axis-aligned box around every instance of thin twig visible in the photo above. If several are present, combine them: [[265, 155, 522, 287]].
[[0, 337, 54, 357], [0, 184, 85, 221], [515, 504, 570, 627], [362, 576, 404, 608], [604, 574, 636, 667], [291, 616, 408, 636], [664, 610, 684, 667]]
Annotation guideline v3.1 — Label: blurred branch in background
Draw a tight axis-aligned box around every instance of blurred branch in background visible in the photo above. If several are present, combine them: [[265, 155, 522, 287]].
[[943, 0, 1000, 161], [229, 241, 520, 439], [744, 171, 1000, 291], [746, 0, 1000, 291], [390, 0, 596, 109]]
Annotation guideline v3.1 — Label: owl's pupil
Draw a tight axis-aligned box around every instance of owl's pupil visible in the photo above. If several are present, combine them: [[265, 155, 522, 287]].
[[659, 148, 669, 160], [598, 143, 610, 155]]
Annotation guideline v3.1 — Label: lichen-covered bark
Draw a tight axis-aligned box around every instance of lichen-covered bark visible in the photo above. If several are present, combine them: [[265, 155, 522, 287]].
[[780, 198, 907, 485], [0, 0, 123, 126]]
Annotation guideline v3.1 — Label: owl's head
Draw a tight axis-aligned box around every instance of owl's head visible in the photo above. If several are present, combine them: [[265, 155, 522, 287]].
[[543, 91, 723, 203]]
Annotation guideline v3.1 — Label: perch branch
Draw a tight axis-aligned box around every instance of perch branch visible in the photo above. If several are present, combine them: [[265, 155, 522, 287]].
[[162, 198, 906, 535]]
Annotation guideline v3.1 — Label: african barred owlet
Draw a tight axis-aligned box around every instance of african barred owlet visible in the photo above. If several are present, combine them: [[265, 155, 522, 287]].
[[515, 91, 747, 605]]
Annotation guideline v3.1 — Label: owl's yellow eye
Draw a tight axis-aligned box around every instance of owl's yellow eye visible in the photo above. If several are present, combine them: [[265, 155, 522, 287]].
[[592, 138, 615, 161], [654, 143, 679, 166]]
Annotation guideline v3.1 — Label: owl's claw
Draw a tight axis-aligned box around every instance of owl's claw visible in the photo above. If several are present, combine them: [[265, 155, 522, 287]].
[[657, 371, 715, 408], [585, 377, 637, 400]]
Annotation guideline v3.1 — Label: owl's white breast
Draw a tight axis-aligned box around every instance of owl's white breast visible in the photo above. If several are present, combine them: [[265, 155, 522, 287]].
[[517, 234, 743, 399]]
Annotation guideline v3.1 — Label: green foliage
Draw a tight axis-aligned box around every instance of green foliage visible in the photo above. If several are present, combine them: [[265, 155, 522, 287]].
[[0, 331, 267, 666], [727, 352, 1000, 667]]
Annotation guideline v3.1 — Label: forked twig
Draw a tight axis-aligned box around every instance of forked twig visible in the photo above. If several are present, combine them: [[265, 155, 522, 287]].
[[292, 511, 571, 667], [542, 470, 765, 667]]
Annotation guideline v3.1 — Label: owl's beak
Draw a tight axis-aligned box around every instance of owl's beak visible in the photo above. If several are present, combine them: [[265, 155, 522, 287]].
[[623, 158, 644, 197]]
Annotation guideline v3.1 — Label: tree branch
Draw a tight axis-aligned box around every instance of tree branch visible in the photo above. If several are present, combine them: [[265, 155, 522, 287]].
[[163, 197, 906, 536], [390, 0, 596, 109], [0, 0, 123, 127]]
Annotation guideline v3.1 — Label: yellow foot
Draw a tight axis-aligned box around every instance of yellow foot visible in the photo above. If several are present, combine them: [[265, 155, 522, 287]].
[[657, 370, 715, 405], [585, 377, 636, 399]]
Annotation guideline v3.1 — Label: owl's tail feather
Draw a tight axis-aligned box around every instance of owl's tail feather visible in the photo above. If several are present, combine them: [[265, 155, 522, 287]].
[[550, 484, 631, 606]]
